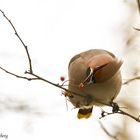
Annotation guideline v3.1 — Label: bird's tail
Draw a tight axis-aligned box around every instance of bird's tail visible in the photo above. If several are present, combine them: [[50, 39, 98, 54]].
[[77, 107, 93, 119]]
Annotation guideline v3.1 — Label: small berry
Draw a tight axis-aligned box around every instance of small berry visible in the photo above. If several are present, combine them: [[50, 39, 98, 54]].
[[79, 83, 84, 89], [60, 76, 65, 81]]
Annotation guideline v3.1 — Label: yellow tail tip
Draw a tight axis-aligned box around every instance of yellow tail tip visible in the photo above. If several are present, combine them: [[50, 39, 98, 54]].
[[77, 112, 92, 119]]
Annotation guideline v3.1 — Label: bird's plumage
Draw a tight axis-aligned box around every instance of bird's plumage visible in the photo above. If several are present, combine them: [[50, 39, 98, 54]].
[[67, 49, 122, 119]]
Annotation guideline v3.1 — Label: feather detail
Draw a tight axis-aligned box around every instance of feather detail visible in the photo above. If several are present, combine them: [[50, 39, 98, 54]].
[[77, 107, 93, 119]]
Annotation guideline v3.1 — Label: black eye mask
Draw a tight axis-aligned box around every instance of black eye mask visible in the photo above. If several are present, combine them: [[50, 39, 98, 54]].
[[84, 63, 108, 84]]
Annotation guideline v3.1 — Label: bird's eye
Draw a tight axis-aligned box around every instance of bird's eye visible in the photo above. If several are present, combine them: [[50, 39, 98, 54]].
[[84, 64, 108, 84], [86, 67, 91, 76], [83, 67, 95, 84]]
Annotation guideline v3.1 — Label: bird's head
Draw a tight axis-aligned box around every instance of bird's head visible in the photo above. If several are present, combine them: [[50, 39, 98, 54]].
[[81, 54, 122, 85]]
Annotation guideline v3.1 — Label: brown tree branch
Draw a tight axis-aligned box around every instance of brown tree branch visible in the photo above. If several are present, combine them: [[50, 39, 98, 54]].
[[137, 0, 140, 14], [0, 9, 85, 98], [133, 27, 140, 31], [0, 67, 37, 81], [118, 109, 140, 122], [99, 121, 119, 140], [100, 110, 140, 122], [123, 76, 140, 85], [0, 9, 33, 73], [100, 103, 140, 122], [25, 71, 86, 98], [1, 66, 140, 123], [0, 65, 85, 98]]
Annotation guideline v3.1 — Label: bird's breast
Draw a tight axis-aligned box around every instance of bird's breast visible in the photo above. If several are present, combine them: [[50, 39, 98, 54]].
[[68, 71, 122, 107]]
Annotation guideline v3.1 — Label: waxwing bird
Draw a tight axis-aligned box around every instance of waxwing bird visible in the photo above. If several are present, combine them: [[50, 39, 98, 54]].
[[67, 49, 122, 119]]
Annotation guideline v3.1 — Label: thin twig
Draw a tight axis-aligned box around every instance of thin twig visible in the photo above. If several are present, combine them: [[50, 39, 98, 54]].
[[123, 76, 140, 85], [133, 27, 140, 31], [1, 66, 140, 122], [99, 121, 119, 140], [0, 67, 37, 81], [0, 65, 85, 98], [26, 71, 86, 98], [118, 109, 140, 122], [137, 0, 140, 14], [100, 103, 140, 122], [0, 9, 33, 73]]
